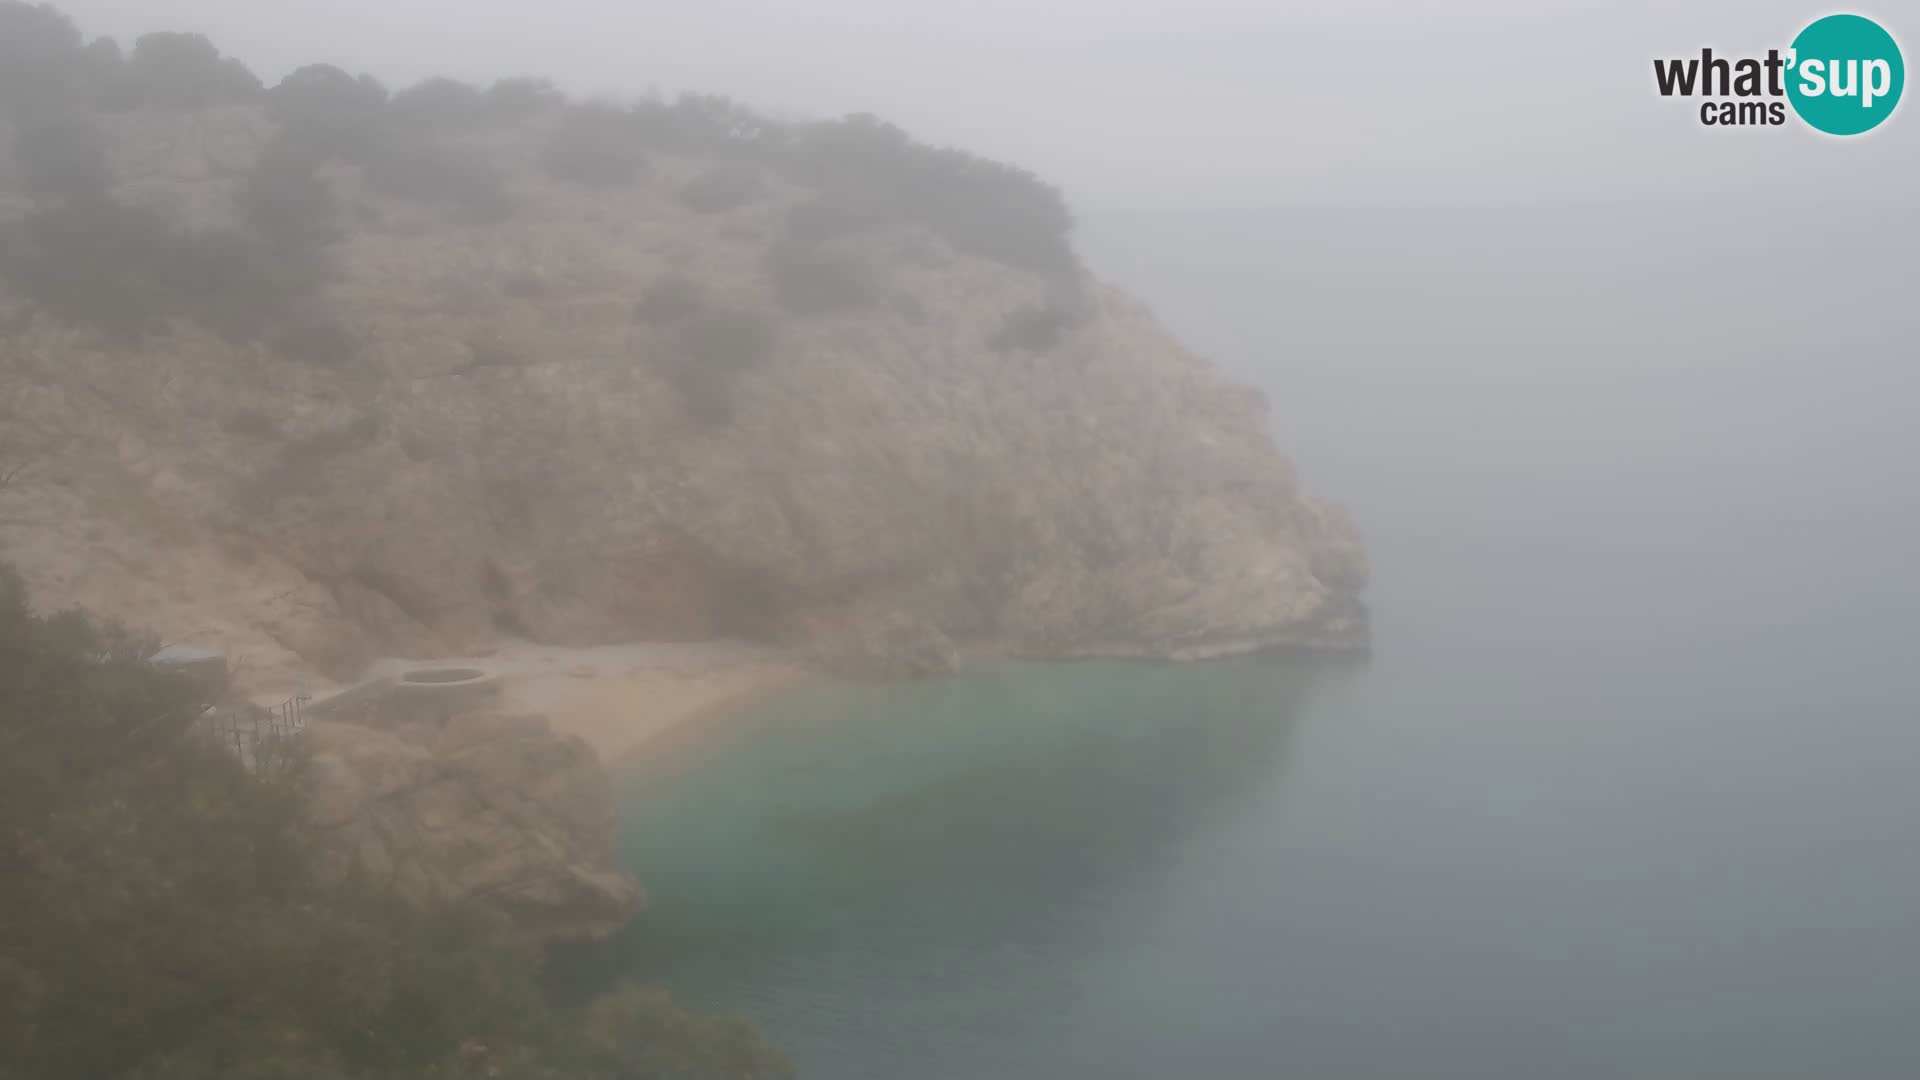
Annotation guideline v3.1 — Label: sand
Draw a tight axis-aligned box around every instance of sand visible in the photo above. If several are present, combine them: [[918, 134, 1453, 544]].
[[339, 638, 810, 765]]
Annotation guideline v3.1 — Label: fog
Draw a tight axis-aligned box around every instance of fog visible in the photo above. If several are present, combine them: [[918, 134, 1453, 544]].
[[52, 0, 1917, 209], [10, 1, 1919, 1075]]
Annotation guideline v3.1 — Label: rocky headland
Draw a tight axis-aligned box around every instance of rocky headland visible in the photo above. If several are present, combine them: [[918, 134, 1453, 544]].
[[0, 106, 1366, 695], [0, 36, 1367, 939]]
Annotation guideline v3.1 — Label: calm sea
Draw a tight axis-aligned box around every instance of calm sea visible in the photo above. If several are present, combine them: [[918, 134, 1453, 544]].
[[596, 200, 1920, 1078]]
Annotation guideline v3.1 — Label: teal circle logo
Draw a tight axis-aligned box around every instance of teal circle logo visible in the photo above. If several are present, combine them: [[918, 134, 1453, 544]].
[[1787, 14, 1904, 135]]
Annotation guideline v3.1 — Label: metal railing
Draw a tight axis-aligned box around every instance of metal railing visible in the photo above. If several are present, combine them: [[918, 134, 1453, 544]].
[[203, 693, 310, 771]]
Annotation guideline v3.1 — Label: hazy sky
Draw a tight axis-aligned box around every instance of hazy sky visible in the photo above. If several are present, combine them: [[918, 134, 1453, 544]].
[[52, 0, 1917, 209]]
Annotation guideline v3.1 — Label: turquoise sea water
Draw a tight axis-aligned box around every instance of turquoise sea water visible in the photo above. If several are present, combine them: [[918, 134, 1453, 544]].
[[593, 202, 1920, 1078], [603, 658, 1327, 1076]]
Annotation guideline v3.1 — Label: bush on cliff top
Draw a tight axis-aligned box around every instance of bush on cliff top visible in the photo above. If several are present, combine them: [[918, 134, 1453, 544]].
[[122, 30, 261, 109], [0, 562, 793, 1079], [0, 7, 247, 119], [784, 112, 1076, 273], [486, 76, 567, 117], [388, 75, 488, 132], [0, 7, 259, 119], [0, 3, 86, 119], [267, 63, 390, 158], [0, 0, 1079, 357]]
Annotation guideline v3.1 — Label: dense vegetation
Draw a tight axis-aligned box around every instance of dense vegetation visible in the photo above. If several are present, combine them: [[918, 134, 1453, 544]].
[[0, 6, 1095, 1072], [0, 1, 1079, 426], [0, 563, 791, 1079]]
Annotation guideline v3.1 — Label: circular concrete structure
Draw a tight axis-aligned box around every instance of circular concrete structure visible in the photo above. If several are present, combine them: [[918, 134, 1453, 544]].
[[391, 665, 502, 711], [398, 667, 491, 686]]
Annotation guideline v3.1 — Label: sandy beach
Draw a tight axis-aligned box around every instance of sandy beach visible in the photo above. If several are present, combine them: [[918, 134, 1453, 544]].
[[340, 638, 811, 764]]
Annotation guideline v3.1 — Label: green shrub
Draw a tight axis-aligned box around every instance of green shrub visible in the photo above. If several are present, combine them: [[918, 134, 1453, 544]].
[[0, 567, 295, 1079], [486, 76, 566, 116], [124, 31, 258, 109], [12, 116, 113, 197], [238, 140, 339, 253], [541, 105, 645, 186], [157, 225, 284, 336], [631, 93, 786, 159], [0, 196, 329, 344], [78, 35, 128, 107], [159, 221, 335, 343], [765, 238, 875, 314], [0, 197, 175, 338], [388, 75, 487, 131], [0, 2, 87, 119], [788, 113, 1075, 273], [0, 564, 795, 1079], [680, 164, 763, 213], [2, 4, 1077, 274], [267, 64, 388, 158], [0, 21, 134, 116]]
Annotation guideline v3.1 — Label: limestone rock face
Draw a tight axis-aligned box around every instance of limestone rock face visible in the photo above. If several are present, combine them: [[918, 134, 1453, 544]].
[[0, 105, 1368, 689], [302, 704, 643, 941], [805, 605, 961, 678]]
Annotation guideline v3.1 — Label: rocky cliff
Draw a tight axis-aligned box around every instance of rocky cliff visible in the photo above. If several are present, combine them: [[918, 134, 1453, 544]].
[[0, 85, 1367, 692], [300, 680, 644, 940]]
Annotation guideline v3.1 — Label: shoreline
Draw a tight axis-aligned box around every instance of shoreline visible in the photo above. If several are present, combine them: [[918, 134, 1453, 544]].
[[307, 638, 815, 765], [524, 656, 813, 768], [279, 634, 1358, 767], [598, 663, 812, 769]]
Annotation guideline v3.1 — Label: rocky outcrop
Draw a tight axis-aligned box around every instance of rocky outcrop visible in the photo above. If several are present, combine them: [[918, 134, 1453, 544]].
[[804, 606, 962, 678], [0, 106, 1367, 691], [301, 685, 643, 940]]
